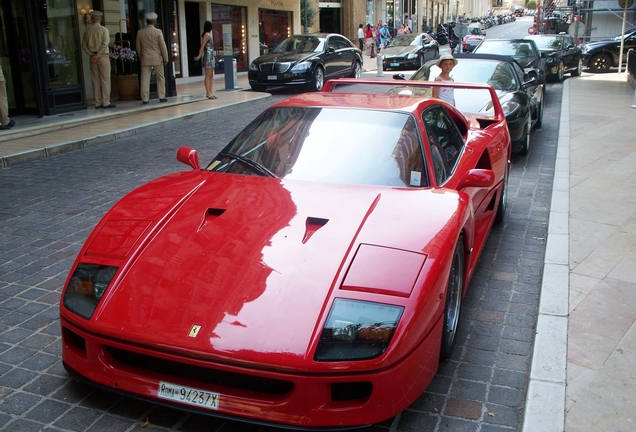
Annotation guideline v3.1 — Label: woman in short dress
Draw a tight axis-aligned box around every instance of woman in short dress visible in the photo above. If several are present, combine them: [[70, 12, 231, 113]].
[[194, 21, 216, 99]]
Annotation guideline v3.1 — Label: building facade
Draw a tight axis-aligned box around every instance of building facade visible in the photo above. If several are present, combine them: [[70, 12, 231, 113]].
[[0, 0, 487, 119]]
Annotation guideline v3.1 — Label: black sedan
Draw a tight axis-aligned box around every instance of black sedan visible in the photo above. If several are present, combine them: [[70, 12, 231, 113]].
[[382, 33, 440, 70], [473, 39, 547, 84], [248, 33, 363, 92], [394, 53, 543, 155], [581, 27, 636, 72], [525, 34, 582, 81]]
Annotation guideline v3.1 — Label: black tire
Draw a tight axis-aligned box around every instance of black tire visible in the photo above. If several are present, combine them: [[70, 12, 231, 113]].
[[495, 159, 509, 224], [350, 61, 362, 78], [571, 58, 582, 77], [535, 98, 543, 129], [440, 237, 465, 361], [588, 53, 611, 73], [555, 61, 564, 82], [310, 67, 324, 92], [518, 120, 531, 155], [250, 84, 267, 92]]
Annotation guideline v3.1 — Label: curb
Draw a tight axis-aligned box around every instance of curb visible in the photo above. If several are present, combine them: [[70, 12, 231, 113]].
[[0, 95, 271, 168], [521, 78, 570, 432]]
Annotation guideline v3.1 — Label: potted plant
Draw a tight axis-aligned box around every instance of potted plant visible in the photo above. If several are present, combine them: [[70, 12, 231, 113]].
[[110, 44, 139, 100]]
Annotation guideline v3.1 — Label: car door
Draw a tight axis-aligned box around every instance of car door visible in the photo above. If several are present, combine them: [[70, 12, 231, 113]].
[[560, 36, 578, 70], [324, 35, 351, 78]]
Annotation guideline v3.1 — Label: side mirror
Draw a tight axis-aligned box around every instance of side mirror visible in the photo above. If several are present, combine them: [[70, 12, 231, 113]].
[[327, 47, 336, 54], [393, 73, 406, 80], [177, 146, 201, 170], [458, 169, 495, 189], [566, 44, 575, 50], [522, 77, 538, 89]]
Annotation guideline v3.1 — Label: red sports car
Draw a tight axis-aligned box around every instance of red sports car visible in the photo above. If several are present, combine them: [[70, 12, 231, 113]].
[[60, 79, 511, 429]]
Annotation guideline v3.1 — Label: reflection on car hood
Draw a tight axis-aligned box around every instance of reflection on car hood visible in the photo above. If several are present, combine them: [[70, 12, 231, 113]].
[[88, 170, 461, 367], [253, 52, 317, 64], [382, 45, 418, 56]]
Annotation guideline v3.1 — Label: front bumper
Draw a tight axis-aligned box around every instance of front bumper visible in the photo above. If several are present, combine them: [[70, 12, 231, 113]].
[[248, 70, 312, 88], [383, 57, 419, 69], [60, 315, 443, 429]]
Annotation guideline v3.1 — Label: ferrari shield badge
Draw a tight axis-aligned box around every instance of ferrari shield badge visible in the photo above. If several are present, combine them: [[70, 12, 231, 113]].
[[188, 324, 202, 338]]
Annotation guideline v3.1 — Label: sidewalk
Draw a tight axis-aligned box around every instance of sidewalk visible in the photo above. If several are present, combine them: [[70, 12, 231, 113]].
[[523, 72, 636, 432], [3, 54, 635, 431]]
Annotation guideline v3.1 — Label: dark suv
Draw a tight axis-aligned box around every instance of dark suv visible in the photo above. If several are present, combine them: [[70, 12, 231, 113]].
[[581, 27, 636, 72]]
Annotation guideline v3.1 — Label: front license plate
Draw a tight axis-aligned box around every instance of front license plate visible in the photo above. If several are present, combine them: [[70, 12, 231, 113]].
[[390, 62, 400, 67], [157, 381, 220, 410], [267, 75, 277, 80]]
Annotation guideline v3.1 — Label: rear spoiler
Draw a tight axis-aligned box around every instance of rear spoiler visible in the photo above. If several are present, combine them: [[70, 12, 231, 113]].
[[321, 78, 505, 123]]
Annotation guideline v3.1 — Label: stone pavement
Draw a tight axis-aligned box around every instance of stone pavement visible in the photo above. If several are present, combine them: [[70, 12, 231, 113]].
[[2, 55, 636, 431]]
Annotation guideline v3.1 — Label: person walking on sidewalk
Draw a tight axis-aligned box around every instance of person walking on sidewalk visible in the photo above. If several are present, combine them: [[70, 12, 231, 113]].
[[0, 65, 15, 130], [193, 21, 217, 100], [82, 10, 115, 109], [364, 24, 375, 57], [136, 12, 170, 104]]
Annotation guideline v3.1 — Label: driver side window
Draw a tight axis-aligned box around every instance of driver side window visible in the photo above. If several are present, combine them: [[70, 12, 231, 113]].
[[422, 106, 465, 185]]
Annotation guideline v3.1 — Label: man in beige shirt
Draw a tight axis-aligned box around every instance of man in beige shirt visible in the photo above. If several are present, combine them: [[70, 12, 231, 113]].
[[81, 10, 115, 108], [136, 12, 170, 104]]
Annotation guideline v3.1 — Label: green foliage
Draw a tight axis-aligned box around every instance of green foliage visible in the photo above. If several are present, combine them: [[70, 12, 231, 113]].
[[526, 0, 537, 9], [301, 0, 317, 33]]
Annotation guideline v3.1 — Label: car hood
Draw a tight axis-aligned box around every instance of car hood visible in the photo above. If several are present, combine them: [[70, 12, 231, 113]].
[[85, 171, 462, 367], [253, 52, 317, 64], [382, 45, 418, 56]]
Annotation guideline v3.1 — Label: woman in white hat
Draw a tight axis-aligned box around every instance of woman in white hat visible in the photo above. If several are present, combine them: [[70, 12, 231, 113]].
[[432, 53, 458, 106]]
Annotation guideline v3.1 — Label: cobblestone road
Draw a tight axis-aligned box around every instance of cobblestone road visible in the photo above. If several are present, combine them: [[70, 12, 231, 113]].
[[0, 85, 560, 432]]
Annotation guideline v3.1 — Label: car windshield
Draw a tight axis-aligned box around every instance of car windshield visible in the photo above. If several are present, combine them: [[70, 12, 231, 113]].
[[387, 34, 420, 47], [476, 40, 535, 57], [412, 59, 517, 91], [207, 107, 427, 187], [529, 37, 562, 50], [271, 36, 325, 54], [612, 27, 636, 40], [468, 26, 483, 35]]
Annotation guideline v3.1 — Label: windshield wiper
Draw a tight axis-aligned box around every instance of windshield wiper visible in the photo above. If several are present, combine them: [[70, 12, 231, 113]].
[[217, 151, 278, 178]]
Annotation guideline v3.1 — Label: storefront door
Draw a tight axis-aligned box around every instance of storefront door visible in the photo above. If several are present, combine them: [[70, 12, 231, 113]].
[[0, 0, 44, 116]]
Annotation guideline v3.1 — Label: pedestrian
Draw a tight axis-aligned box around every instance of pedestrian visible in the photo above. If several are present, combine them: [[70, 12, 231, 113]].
[[364, 24, 375, 57], [357, 24, 365, 52], [136, 12, 170, 104], [193, 21, 217, 100], [0, 65, 14, 131], [405, 15, 413, 32], [380, 23, 391, 48], [432, 53, 457, 106], [398, 23, 410, 35], [81, 10, 115, 109], [375, 21, 383, 51]]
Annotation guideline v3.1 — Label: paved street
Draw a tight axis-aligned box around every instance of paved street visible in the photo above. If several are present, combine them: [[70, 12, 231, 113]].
[[0, 79, 562, 432]]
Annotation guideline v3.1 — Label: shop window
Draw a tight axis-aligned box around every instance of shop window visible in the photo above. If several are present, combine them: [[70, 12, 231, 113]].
[[212, 4, 247, 72]]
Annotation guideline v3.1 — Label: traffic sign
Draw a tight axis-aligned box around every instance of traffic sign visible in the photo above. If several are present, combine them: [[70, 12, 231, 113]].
[[568, 21, 585, 38], [619, 0, 634, 8], [455, 22, 468, 38]]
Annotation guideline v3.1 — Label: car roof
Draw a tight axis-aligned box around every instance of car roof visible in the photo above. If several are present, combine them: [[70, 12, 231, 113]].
[[270, 91, 431, 113], [453, 52, 526, 68]]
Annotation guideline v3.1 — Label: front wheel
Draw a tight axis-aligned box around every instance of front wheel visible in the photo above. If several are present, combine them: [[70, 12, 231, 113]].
[[440, 237, 465, 361], [518, 120, 531, 155], [310, 67, 324, 92], [588, 53, 611, 73], [555, 60, 564, 82], [495, 160, 509, 224]]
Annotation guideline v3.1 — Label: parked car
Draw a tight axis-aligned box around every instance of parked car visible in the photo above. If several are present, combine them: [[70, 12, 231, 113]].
[[544, 17, 570, 34], [395, 53, 544, 154], [525, 34, 582, 80], [473, 38, 547, 84], [462, 25, 486, 53], [581, 26, 636, 72], [248, 33, 362, 92], [60, 77, 511, 429], [382, 32, 440, 70]]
